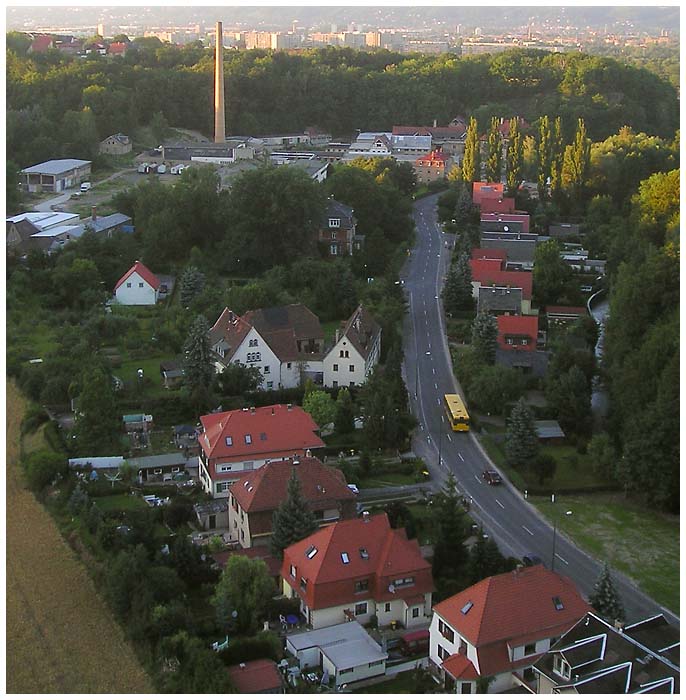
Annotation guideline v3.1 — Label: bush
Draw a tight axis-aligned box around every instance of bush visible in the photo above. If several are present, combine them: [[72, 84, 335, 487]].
[[217, 631, 283, 666], [23, 450, 67, 492], [21, 406, 49, 435]]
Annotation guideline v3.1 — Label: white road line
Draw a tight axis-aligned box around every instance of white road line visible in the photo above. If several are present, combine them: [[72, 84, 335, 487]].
[[555, 553, 569, 565], [437, 398, 441, 405], [432, 368, 435, 375], [447, 434, 452, 442], [434, 382, 438, 389], [495, 499, 505, 509], [458, 453, 465, 462], [474, 474, 481, 484], [522, 526, 534, 536]]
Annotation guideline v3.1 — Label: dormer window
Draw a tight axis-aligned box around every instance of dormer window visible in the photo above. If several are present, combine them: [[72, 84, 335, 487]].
[[553, 655, 571, 680], [329, 218, 341, 228], [244, 434, 252, 444], [359, 547, 369, 560], [225, 436, 233, 446]]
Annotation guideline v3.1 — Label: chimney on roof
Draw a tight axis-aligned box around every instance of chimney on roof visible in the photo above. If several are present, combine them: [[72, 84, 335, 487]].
[[271, 407, 275, 415], [287, 403, 292, 411], [91, 206, 97, 222], [514, 564, 523, 577], [614, 619, 624, 633]]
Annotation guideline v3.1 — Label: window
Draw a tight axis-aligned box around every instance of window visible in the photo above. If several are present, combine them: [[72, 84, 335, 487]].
[[553, 656, 571, 680], [267, 381, 273, 389], [333, 364, 339, 372], [349, 365, 355, 372], [154, 468, 162, 475], [244, 434, 252, 444], [329, 218, 340, 228], [249, 338, 258, 347], [126, 282, 132, 288], [437, 645, 449, 661], [264, 365, 270, 374], [332, 381, 338, 388], [552, 596, 564, 611], [139, 282, 144, 288], [507, 338, 513, 345], [330, 244, 338, 255], [460, 682, 473, 694], [225, 436, 233, 447], [339, 668, 353, 675], [306, 546, 318, 559], [290, 564, 297, 579], [524, 642, 536, 656], [349, 381, 355, 387], [384, 602, 391, 613], [345, 350, 349, 358], [354, 579, 369, 593], [438, 620, 455, 644], [287, 362, 292, 369], [244, 461, 254, 470], [300, 577, 308, 591], [359, 547, 369, 560], [340, 350, 345, 357], [355, 602, 368, 616], [393, 577, 414, 588], [331, 231, 337, 240], [341, 552, 350, 564], [522, 339, 528, 345], [215, 482, 230, 494], [260, 432, 267, 441], [412, 607, 420, 618], [368, 660, 383, 668]]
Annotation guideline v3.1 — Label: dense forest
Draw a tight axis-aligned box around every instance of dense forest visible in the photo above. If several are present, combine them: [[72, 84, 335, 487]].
[[6, 39, 680, 169]]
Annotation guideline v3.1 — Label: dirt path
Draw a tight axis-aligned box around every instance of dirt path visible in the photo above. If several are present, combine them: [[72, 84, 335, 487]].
[[6, 382, 154, 693]]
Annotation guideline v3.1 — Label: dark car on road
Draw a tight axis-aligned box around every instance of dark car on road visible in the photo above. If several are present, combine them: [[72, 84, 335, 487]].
[[522, 553, 543, 567], [482, 469, 502, 485]]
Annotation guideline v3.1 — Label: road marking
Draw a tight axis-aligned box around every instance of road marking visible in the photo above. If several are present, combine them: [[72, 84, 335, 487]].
[[432, 368, 435, 375], [474, 474, 481, 484], [555, 553, 569, 565], [447, 434, 452, 442], [437, 398, 441, 405], [495, 499, 505, 509], [434, 382, 438, 389], [458, 453, 464, 462], [522, 526, 534, 536]]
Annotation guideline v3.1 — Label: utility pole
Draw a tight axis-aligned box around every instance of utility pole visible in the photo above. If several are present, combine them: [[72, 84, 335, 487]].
[[438, 413, 444, 467]]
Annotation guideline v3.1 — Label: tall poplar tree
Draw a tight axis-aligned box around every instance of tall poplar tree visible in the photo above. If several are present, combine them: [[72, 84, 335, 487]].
[[462, 116, 480, 188], [562, 117, 591, 202], [485, 117, 503, 183], [550, 116, 565, 199], [271, 469, 318, 558], [505, 117, 523, 196], [537, 115, 552, 200]]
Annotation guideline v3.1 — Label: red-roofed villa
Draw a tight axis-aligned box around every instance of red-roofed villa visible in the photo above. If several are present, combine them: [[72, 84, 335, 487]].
[[281, 512, 434, 630], [497, 315, 538, 352], [429, 565, 591, 693], [114, 261, 161, 305]]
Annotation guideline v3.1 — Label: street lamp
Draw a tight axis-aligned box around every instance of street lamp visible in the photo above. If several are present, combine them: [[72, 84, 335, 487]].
[[551, 494, 572, 573], [438, 413, 444, 467]]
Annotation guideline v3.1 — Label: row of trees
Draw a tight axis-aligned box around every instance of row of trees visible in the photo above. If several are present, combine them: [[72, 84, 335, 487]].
[[7, 44, 679, 168]]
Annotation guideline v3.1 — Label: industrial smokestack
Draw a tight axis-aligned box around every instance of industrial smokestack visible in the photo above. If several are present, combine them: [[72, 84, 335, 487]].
[[214, 21, 226, 144]]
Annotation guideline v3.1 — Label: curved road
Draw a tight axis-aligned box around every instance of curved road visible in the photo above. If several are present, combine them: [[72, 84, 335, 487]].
[[401, 193, 678, 626]]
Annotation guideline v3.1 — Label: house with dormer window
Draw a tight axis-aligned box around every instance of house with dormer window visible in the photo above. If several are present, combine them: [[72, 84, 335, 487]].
[[197, 404, 325, 497], [429, 565, 591, 693], [281, 512, 433, 630], [316, 198, 363, 256]]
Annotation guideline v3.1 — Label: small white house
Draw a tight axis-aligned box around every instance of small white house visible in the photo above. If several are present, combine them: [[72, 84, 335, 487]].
[[114, 261, 161, 306]]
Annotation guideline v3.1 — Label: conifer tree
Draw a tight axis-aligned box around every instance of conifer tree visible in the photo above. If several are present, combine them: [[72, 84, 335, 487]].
[[182, 314, 214, 394], [505, 117, 523, 196], [505, 398, 539, 467], [431, 474, 470, 582], [537, 115, 552, 199], [461, 117, 480, 188], [471, 311, 498, 364], [485, 117, 503, 183], [270, 469, 317, 558], [589, 562, 626, 623], [443, 253, 474, 316], [454, 184, 476, 226], [179, 265, 206, 307], [334, 387, 355, 434]]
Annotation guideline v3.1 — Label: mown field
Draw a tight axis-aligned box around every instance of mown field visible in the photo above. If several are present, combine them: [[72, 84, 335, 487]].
[[6, 382, 154, 693]]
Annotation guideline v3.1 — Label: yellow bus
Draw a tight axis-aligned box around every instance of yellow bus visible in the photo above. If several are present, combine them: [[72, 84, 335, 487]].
[[444, 394, 470, 432]]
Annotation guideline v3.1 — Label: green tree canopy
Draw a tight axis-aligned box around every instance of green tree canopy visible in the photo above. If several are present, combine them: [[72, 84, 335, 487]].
[[505, 398, 538, 468], [302, 389, 336, 428], [471, 311, 498, 364], [589, 562, 626, 623], [75, 366, 121, 455], [270, 469, 318, 558]]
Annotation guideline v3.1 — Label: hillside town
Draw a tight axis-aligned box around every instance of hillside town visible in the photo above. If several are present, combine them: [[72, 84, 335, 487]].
[[6, 7, 680, 696]]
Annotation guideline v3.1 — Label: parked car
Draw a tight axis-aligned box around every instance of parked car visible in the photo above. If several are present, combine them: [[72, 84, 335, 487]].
[[522, 553, 543, 567], [347, 484, 359, 495], [80, 182, 92, 192], [482, 469, 502, 485]]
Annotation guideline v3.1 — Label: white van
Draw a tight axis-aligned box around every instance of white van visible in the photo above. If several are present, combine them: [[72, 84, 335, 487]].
[[80, 182, 92, 192]]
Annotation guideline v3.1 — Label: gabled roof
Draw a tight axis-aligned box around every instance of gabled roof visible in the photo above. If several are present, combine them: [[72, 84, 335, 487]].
[[199, 404, 325, 462], [282, 513, 432, 609], [339, 305, 381, 360], [415, 150, 448, 165], [470, 257, 503, 274], [227, 658, 282, 693], [497, 315, 538, 343], [479, 196, 517, 215], [208, 307, 253, 355], [245, 304, 323, 344], [323, 198, 355, 228], [102, 132, 130, 144], [230, 456, 354, 514], [7, 218, 40, 241], [30, 35, 53, 52], [433, 565, 591, 648], [471, 267, 532, 300], [442, 654, 480, 680], [114, 261, 161, 291]]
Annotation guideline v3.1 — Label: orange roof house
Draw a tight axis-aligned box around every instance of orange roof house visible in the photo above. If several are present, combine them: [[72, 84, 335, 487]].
[[497, 315, 538, 352], [430, 565, 592, 693]]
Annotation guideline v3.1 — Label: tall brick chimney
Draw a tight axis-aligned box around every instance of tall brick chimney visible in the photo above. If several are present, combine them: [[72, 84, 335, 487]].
[[214, 21, 226, 144]]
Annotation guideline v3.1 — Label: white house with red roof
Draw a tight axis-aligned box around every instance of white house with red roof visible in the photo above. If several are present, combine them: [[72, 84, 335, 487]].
[[197, 403, 325, 497], [281, 512, 434, 631], [227, 455, 357, 548], [114, 261, 161, 305], [429, 565, 592, 694]]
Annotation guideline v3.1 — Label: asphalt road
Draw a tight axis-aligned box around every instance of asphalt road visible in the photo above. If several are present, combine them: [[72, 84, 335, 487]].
[[401, 193, 678, 627]]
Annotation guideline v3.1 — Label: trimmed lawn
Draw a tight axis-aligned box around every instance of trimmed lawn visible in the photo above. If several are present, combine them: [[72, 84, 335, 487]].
[[117, 355, 169, 397], [92, 493, 147, 512], [358, 670, 415, 693], [531, 493, 680, 613]]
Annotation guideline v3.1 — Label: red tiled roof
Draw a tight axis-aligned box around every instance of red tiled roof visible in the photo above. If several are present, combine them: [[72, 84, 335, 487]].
[[443, 654, 480, 680], [199, 404, 325, 462], [471, 267, 533, 301], [227, 658, 282, 693], [108, 42, 127, 54], [208, 307, 253, 356], [479, 196, 517, 215], [281, 513, 433, 610], [472, 182, 505, 205], [471, 248, 508, 262], [497, 315, 538, 351], [470, 258, 503, 274], [433, 565, 592, 648], [230, 456, 355, 514], [114, 261, 161, 291], [30, 35, 53, 52], [415, 150, 448, 166]]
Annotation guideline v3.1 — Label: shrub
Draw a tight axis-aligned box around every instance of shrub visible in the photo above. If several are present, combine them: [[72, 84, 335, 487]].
[[23, 450, 67, 492], [217, 631, 282, 666]]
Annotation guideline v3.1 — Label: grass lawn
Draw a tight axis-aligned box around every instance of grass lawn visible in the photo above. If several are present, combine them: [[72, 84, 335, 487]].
[[531, 493, 680, 613], [117, 355, 169, 397], [93, 493, 147, 513], [358, 670, 416, 693], [359, 472, 418, 488]]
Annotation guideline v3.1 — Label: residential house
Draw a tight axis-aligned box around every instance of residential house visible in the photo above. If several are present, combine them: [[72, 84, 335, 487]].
[[347, 133, 393, 157], [194, 499, 230, 531], [160, 360, 184, 389], [227, 658, 284, 694], [392, 124, 467, 156], [70, 209, 133, 240], [99, 133, 132, 155], [534, 612, 680, 693], [197, 403, 325, 497], [481, 212, 531, 233], [479, 197, 517, 215], [127, 453, 195, 483], [471, 248, 507, 270], [304, 126, 333, 146], [472, 182, 504, 207], [317, 199, 363, 256], [480, 231, 538, 268], [478, 286, 523, 316], [28, 34, 54, 53], [469, 263, 534, 315], [414, 150, 452, 184], [209, 304, 325, 390], [546, 305, 588, 329], [286, 621, 388, 686], [323, 305, 381, 389], [227, 456, 357, 549], [114, 261, 161, 305], [107, 41, 128, 57], [20, 159, 91, 193], [495, 315, 549, 377], [281, 512, 434, 630], [429, 565, 592, 694]]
